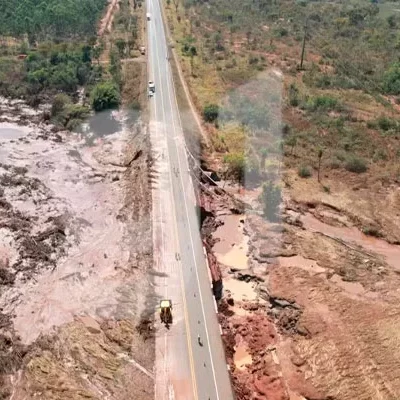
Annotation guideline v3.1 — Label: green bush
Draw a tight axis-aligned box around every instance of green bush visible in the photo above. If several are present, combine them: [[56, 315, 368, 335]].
[[345, 156, 367, 173], [90, 81, 120, 111], [298, 165, 312, 178], [203, 104, 219, 122], [305, 95, 341, 112], [223, 152, 245, 184], [51, 94, 72, 117], [260, 181, 282, 222], [376, 116, 400, 132], [383, 62, 400, 95]]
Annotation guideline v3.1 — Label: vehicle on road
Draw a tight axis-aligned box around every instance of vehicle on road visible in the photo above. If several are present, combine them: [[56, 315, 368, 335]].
[[160, 299, 173, 328], [146, 12, 151, 21], [148, 80, 155, 93], [139, 46, 146, 55], [148, 90, 154, 98]]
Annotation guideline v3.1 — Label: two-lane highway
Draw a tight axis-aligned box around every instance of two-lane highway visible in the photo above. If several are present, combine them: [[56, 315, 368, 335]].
[[146, 0, 235, 399]]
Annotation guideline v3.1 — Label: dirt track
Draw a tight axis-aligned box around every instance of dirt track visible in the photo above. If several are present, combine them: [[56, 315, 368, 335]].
[[0, 99, 154, 399]]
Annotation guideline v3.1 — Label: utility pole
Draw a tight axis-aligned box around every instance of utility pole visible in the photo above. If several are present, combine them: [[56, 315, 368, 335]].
[[299, 16, 308, 70]]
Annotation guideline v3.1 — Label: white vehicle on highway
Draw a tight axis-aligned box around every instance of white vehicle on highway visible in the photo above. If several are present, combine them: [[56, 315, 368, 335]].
[[148, 80, 155, 93], [146, 12, 151, 21]]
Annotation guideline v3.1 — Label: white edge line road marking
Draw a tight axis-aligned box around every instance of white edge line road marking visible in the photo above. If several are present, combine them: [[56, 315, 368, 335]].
[[152, 2, 199, 398], [156, 0, 221, 398]]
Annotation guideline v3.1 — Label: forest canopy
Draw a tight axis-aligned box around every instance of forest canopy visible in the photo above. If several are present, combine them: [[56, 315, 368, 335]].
[[0, 0, 107, 40]]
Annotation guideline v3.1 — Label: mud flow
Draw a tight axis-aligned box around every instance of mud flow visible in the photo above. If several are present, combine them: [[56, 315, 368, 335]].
[[0, 98, 154, 399], [0, 97, 155, 400]]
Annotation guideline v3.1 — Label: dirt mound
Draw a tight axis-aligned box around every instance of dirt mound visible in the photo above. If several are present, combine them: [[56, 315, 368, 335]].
[[6, 318, 153, 400]]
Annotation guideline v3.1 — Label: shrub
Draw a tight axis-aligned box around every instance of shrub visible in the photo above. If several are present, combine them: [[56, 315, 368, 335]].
[[323, 185, 331, 193], [203, 104, 219, 122], [260, 181, 282, 222], [288, 83, 300, 107], [383, 62, 400, 95], [373, 148, 388, 162], [51, 94, 71, 117], [345, 156, 367, 173], [223, 152, 245, 184], [376, 116, 400, 132], [298, 165, 312, 178], [90, 81, 120, 111], [306, 95, 341, 112], [329, 158, 341, 169]]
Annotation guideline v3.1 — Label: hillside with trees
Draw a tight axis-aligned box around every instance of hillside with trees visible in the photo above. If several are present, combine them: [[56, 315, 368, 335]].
[[0, 0, 107, 41]]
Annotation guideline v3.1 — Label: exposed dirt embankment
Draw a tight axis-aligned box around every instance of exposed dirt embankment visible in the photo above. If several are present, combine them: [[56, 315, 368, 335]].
[[200, 176, 400, 400], [0, 99, 154, 400]]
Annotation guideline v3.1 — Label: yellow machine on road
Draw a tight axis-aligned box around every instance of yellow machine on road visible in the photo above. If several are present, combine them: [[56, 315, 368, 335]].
[[160, 300, 172, 328]]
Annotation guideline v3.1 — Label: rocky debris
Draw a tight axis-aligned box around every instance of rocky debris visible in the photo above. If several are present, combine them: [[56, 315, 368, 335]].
[[235, 269, 264, 283], [220, 311, 289, 400], [136, 318, 154, 341], [247, 215, 297, 263], [0, 165, 70, 280]]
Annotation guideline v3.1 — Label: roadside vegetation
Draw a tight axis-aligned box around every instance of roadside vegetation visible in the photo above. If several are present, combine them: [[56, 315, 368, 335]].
[[165, 0, 400, 205], [0, 0, 145, 129]]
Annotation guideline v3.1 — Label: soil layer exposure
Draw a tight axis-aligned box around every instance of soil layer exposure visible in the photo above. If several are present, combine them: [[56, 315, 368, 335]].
[[0, 98, 154, 400]]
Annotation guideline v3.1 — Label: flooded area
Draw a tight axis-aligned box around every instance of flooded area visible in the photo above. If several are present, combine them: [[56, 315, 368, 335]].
[[224, 278, 258, 301], [213, 214, 248, 270], [302, 213, 400, 270], [0, 104, 149, 344], [78, 108, 141, 146], [234, 340, 252, 371], [278, 255, 326, 274], [0, 122, 31, 139]]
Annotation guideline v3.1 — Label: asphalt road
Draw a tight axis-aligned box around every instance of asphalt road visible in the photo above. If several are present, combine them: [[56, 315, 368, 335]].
[[146, 0, 235, 399]]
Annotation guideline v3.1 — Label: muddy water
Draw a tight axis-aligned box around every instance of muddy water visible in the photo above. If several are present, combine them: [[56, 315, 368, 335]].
[[224, 278, 258, 301], [0, 122, 30, 139], [234, 341, 252, 371], [0, 110, 146, 344], [302, 214, 400, 270], [78, 109, 141, 145], [213, 214, 248, 270], [278, 255, 326, 274]]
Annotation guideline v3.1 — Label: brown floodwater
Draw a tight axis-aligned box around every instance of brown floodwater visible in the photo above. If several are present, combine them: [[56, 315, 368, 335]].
[[302, 214, 400, 270], [234, 340, 252, 371], [213, 214, 249, 270], [0, 112, 146, 344]]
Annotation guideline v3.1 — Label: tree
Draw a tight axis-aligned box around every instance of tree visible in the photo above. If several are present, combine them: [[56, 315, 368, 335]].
[[203, 104, 219, 122], [317, 148, 323, 182], [90, 81, 121, 111], [299, 17, 309, 70], [223, 153, 246, 186], [92, 45, 103, 65], [260, 181, 282, 222], [260, 148, 268, 171], [383, 62, 400, 95], [285, 135, 297, 156], [115, 39, 126, 57]]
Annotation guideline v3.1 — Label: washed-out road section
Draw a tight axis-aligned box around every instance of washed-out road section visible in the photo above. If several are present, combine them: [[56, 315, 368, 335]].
[[146, 0, 235, 399]]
